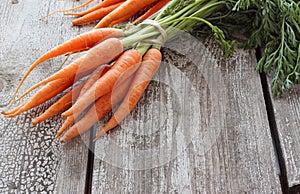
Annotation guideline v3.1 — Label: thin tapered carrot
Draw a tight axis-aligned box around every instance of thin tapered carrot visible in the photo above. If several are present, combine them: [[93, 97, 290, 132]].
[[57, 75, 134, 142], [31, 82, 84, 124], [31, 64, 110, 124], [61, 49, 142, 118], [94, 0, 158, 29], [14, 38, 123, 103], [11, 28, 124, 106], [3, 78, 74, 118], [67, 0, 125, 17], [132, 0, 170, 24], [42, 0, 94, 19], [72, 2, 123, 26], [94, 48, 161, 141]]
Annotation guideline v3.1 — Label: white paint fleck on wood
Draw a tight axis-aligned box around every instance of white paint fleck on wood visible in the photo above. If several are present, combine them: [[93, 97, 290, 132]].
[[0, 0, 91, 193]]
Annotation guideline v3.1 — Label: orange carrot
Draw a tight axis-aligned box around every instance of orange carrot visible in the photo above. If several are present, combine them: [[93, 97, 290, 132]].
[[31, 64, 110, 125], [94, 0, 158, 28], [94, 48, 161, 141], [132, 0, 170, 24], [15, 38, 123, 103], [79, 64, 111, 97], [3, 78, 74, 118], [2, 38, 123, 117], [11, 28, 124, 105], [72, 2, 123, 26], [58, 75, 134, 142], [67, 0, 125, 17], [31, 82, 84, 124], [56, 69, 130, 139], [107, 12, 134, 26], [61, 49, 142, 118]]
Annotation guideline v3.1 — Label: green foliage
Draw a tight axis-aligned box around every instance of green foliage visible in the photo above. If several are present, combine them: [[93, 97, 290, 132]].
[[234, 0, 300, 95]]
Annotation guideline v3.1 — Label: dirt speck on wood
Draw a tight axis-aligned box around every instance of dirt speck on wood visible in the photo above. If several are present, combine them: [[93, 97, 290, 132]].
[[11, 0, 18, 4]]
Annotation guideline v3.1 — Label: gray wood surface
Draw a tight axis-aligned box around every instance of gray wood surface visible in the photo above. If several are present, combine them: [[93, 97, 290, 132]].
[[0, 0, 91, 193], [92, 35, 282, 193], [270, 84, 300, 187]]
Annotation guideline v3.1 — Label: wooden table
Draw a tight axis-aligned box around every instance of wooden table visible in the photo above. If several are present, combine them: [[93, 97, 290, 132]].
[[0, 0, 299, 193]]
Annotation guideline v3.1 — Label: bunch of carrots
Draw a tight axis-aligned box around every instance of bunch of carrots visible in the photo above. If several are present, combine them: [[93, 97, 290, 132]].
[[1, 0, 178, 143], [2, 0, 299, 143], [0, 0, 236, 143]]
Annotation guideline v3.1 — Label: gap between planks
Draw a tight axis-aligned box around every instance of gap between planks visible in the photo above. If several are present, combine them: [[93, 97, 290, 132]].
[[256, 48, 298, 194]]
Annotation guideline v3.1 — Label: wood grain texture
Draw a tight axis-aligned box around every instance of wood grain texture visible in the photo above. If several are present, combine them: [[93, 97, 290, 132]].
[[0, 0, 91, 193], [92, 34, 282, 193], [270, 84, 300, 187]]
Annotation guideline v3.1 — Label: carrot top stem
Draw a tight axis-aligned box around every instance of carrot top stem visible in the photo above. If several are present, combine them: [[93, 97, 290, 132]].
[[121, 31, 159, 48]]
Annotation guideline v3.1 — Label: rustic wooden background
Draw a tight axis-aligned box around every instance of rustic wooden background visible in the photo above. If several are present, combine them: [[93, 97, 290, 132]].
[[0, 0, 299, 193]]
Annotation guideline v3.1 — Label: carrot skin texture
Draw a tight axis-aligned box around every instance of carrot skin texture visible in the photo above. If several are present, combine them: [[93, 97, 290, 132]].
[[61, 49, 142, 118], [72, 3, 122, 26], [70, 0, 125, 17], [79, 64, 111, 97], [12, 28, 124, 103], [16, 38, 124, 102], [31, 81, 85, 124], [132, 0, 170, 24], [54, 65, 110, 136], [59, 76, 134, 142], [36, 63, 110, 123], [94, 48, 162, 141], [95, 0, 158, 28], [105, 13, 134, 26], [3, 79, 73, 118]]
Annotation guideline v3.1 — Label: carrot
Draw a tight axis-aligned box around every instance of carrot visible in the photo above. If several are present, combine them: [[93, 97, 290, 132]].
[[107, 13, 134, 26], [79, 64, 111, 97], [50, 65, 110, 131], [58, 75, 134, 142], [14, 38, 123, 103], [3, 78, 74, 118], [61, 49, 142, 118], [94, 0, 158, 28], [31, 81, 85, 124], [56, 67, 130, 139], [31, 64, 110, 125], [42, 0, 94, 19], [94, 48, 161, 141], [11, 28, 124, 106], [72, 2, 123, 26], [67, 0, 125, 17], [2, 38, 123, 117], [132, 0, 170, 24]]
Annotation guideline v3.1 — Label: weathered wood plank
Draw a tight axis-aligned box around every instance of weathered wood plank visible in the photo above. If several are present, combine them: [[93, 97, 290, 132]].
[[92, 34, 282, 193], [269, 84, 300, 187], [0, 0, 91, 193]]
